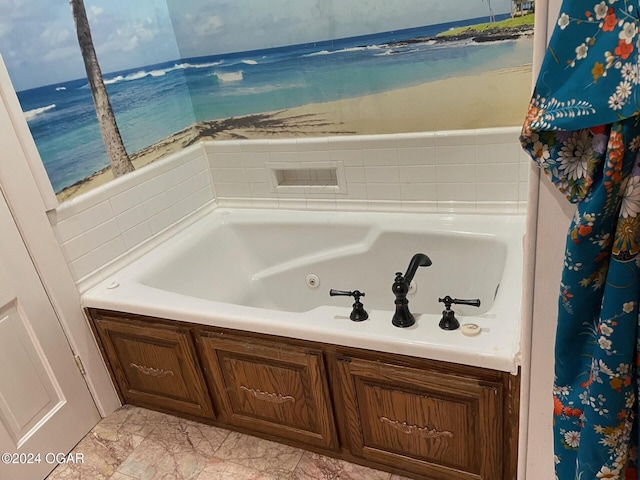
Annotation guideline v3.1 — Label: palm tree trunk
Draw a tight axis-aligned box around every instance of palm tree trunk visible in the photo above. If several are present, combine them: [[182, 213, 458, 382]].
[[69, 0, 134, 178]]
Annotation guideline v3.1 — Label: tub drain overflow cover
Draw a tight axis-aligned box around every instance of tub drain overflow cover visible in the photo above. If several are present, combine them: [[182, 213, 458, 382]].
[[306, 274, 320, 288]]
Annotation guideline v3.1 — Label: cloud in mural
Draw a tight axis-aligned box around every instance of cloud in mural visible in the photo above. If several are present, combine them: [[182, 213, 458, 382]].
[[194, 15, 223, 36], [0, 22, 10, 38], [90, 6, 104, 19], [0, 0, 181, 91], [166, 0, 514, 59], [40, 26, 72, 46], [1, 0, 515, 91]]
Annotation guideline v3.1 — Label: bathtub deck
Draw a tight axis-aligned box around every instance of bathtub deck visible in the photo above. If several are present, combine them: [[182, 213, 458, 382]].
[[82, 208, 526, 373]]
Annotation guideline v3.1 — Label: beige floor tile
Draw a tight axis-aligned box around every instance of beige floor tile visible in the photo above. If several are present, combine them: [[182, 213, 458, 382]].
[[94, 404, 171, 440], [114, 416, 229, 480], [292, 452, 392, 480], [47, 405, 403, 480], [109, 473, 137, 480], [46, 412, 144, 480], [196, 457, 281, 479], [214, 432, 303, 475]]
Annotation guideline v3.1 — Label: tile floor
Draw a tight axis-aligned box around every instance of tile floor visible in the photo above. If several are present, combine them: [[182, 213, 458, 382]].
[[46, 405, 410, 480]]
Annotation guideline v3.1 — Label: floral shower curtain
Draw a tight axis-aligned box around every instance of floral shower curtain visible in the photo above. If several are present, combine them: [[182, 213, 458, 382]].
[[520, 1, 640, 478]]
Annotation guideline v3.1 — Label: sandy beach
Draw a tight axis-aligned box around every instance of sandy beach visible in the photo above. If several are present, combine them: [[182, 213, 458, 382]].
[[56, 64, 533, 202]]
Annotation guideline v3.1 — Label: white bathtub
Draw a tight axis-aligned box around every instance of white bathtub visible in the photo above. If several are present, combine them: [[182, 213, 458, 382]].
[[82, 208, 526, 373]]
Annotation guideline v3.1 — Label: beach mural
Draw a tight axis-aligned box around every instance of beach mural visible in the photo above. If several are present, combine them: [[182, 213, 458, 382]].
[[0, 0, 533, 201]]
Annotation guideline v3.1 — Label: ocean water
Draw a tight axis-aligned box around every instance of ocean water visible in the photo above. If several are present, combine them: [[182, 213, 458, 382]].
[[17, 14, 533, 193]]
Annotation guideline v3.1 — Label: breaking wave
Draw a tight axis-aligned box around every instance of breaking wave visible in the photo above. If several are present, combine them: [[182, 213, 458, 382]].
[[24, 104, 56, 121], [102, 60, 225, 85], [303, 45, 383, 57]]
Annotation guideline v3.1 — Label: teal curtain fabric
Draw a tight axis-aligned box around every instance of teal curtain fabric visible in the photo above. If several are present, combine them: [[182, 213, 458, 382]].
[[520, 1, 640, 478]]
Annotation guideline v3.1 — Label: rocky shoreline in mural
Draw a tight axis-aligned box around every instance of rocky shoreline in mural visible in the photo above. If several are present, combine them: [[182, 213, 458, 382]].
[[388, 24, 534, 48]]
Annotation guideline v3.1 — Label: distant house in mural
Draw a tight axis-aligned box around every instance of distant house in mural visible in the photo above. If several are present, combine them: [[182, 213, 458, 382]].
[[512, 0, 535, 16], [0, 0, 534, 201]]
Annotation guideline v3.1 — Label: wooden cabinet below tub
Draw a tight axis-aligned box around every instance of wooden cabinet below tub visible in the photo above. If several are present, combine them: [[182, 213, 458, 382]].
[[195, 331, 337, 450], [336, 354, 504, 480], [90, 311, 214, 420], [86, 308, 519, 480]]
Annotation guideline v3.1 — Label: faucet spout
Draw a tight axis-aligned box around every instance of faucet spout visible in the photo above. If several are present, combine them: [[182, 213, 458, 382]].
[[392, 253, 432, 328], [403, 253, 432, 285]]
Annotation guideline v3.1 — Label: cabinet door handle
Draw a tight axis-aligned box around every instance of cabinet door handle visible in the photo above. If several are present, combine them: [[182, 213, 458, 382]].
[[380, 416, 454, 439], [239, 385, 295, 404], [130, 363, 175, 378]]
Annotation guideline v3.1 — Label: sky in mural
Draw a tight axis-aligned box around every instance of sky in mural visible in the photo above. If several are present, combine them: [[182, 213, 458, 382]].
[[0, 0, 513, 91]]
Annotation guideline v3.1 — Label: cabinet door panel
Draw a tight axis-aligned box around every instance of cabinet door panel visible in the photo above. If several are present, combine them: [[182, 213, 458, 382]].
[[92, 315, 214, 420], [196, 332, 337, 449], [337, 356, 502, 480]]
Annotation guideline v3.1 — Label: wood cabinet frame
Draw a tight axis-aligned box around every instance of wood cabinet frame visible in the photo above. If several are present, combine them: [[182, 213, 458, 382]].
[[87, 308, 519, 480]]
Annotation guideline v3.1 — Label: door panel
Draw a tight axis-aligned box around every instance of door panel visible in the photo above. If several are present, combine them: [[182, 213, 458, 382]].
[[0, 300, 64, 444], [0, 189, 99, 480]]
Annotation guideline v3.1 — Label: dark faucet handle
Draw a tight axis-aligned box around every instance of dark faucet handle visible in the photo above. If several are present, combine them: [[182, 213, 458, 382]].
[[329, 289, 368, 322], [438, 296, 481, 309], [330, 289, 365, 299]]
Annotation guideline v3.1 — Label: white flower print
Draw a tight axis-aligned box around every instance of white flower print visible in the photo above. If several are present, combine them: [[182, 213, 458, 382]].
[[619, 22, 637, 43], [620, 176, 640, 217], [580, 391, 596, 406], [532, 141, 550, 161], [617, 363, 630, 374], [620, 63, 639, 83], [616, 80, 632, 99], [593, 394, 609, 416], [596, 466, 620, 478], [626, 392, 636, 408], [599, 359, 615, 376], [598, 336, 612, 350], [558, 130, 592, 180], [623, 301, 635, 313], [608, 92, 625, 110], [594, 1, 608, 19], [575, 43, 588, 60], [630, 135, 640, 151], [554, 385, 570, 396], [564, 430, 580, 448], [600, 323, 613, 335], [597, 232, 611, 247], [558, 13, 570, 29]]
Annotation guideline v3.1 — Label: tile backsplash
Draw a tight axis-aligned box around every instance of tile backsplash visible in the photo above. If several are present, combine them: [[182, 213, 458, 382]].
[[49, 144, 214, 290], [206, 127, 529, 213], [49, 127, 529, 289]]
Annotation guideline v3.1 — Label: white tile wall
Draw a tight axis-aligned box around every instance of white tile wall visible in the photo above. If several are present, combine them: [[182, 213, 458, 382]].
[[52, 127, 530, 289], [51, 144, 214, 289], [206, 127, 528, 214]]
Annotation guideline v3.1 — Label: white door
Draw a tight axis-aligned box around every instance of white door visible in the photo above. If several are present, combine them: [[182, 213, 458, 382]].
[[0, 187, 100, 480]]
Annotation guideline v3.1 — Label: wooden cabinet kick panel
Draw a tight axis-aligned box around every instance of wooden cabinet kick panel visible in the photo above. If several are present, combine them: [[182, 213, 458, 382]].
[[196, 331, 337, 449], [86, 308, 519, 480], [90, 312, 214, 420]]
